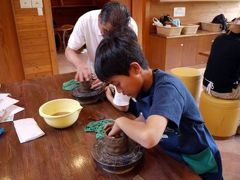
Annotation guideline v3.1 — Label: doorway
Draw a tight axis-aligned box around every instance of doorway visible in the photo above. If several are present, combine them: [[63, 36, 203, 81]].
[[50, 0, 108, 74]]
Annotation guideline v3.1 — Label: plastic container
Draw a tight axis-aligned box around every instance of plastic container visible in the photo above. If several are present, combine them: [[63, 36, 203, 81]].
[[200, 22, 222, 32], [181, 25, 199, 35], [199, 91, 240, 138], [156, 26, 183, 37], [39, 98, 82, 128], [170, 67, 202, 101]]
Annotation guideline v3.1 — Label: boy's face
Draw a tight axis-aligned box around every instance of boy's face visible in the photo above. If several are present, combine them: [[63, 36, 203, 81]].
[[108, 63, 143, 98]]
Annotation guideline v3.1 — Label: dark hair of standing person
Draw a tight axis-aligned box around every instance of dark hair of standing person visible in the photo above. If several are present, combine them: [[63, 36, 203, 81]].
[[94, 27, 148, 83], [99, 1, 130, 29]]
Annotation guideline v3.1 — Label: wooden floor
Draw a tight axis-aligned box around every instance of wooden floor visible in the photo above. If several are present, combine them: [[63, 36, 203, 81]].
[[215, 136, 240, 179], [57, 51, 88, 74], [57, 53, 240, 180], [57, 52, 77, 74]]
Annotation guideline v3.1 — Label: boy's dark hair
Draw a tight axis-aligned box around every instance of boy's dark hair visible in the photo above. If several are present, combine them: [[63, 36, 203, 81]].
[[99, 1, 130, 29], [94, 27, 148, 82]]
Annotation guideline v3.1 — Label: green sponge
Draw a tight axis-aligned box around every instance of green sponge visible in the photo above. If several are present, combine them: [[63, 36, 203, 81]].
[[62, 79, 80, 91], [84, 119, 113, 139]]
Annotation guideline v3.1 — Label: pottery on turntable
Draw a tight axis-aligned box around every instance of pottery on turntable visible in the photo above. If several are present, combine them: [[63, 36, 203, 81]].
[[72, 80, 105, 105], [91, 129, 144, 174]]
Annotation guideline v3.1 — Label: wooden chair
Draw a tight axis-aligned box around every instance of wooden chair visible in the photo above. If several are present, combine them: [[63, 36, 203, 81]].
[[199, 91, 240, 138], [54, 24, 74, 51], [170, 67, 202, 101]]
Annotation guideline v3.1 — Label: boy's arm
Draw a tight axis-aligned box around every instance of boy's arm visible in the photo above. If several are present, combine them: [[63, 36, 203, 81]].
[[134, 113, 145, 122], [114, 115, 168, 149]]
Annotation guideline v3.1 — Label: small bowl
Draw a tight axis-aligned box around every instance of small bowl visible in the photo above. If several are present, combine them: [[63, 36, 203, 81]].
[[39, 98, 82, 128]]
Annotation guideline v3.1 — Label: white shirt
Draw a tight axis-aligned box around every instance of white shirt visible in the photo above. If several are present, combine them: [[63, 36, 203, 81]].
[[68, 10, 138, 107]]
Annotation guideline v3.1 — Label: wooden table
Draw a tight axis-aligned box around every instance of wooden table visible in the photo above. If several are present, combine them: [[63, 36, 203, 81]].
[[0, 73, 200, 180]]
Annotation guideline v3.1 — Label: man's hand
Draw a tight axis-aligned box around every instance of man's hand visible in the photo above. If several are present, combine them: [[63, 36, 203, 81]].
[[75, 66, 92, 82]]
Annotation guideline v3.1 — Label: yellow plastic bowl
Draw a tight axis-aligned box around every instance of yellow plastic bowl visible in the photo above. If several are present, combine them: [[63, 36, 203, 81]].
[[39, 98, 83, 128]]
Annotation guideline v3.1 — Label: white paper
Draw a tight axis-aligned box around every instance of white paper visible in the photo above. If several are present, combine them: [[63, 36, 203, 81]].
[[6, 105, 24, 116], [14, 118, 45, 143], [0, 105, 24, 123], [0, 93, 10, 98], [32, 0, 43, 8], [173, 7, 186, 17], [20, 0, 32, 8], [0, 96, 19, 112], [37, 8, 43, 16], [0, 115, 14, 123]]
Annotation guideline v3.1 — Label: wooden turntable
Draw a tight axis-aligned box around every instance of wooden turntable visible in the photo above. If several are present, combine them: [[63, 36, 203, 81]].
[[71, 81, 105, 105], [91, 131, 144, 174]]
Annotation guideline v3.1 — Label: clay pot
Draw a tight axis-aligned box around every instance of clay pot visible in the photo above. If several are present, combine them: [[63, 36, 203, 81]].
[[104, 128, 128, 156], [79, 81, 91, 92]]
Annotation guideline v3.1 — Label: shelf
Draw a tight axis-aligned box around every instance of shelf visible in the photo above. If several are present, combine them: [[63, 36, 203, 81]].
[[151, 30, 223, 39]]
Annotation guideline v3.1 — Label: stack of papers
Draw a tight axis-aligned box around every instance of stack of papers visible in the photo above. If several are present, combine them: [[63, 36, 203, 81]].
[[0, 93, 24, 123], [0, 93, 45, 143]]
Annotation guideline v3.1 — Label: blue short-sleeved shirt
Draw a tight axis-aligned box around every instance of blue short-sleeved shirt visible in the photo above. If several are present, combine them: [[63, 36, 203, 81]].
[[129, 69, 223, 179]]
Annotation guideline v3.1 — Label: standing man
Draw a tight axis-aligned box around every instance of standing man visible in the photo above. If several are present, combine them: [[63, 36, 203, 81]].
[[65, 1, 137, 111]]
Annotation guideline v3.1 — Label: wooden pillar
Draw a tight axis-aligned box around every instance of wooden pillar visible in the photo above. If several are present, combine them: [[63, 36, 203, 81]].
[[0, 0, 24, 83], [132, 0, 150, 56]]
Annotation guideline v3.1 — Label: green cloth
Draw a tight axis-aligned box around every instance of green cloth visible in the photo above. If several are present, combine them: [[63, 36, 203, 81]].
[[182, 147, 218, 174], [62, 79, 80, 91], [84, 119, 113, 139]]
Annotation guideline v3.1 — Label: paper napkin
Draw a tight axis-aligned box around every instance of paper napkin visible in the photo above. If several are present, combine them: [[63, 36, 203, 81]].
[[13, 118, 45, 143]]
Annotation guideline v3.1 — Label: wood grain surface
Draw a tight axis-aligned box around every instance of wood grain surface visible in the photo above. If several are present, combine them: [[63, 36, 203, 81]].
[[0, 73, 200, 180]]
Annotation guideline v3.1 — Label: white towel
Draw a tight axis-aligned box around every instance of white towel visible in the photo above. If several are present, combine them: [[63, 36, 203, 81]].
[[112, 86, 130, 106], [13, 118, 45, 143]]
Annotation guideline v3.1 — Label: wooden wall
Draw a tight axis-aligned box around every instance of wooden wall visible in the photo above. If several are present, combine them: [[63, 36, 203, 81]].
[[0, 0, 24, 83], [11, 0, 58, 80]]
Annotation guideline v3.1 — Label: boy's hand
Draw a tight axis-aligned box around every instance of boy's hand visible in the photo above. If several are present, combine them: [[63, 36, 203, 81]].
[[91, 78, 104, 90], [104, 122, 121, 137], [105, 85, 115, 99]]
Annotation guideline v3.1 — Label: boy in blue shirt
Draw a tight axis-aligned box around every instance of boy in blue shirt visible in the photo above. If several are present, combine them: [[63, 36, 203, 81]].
[[94, 28, 223, 179]]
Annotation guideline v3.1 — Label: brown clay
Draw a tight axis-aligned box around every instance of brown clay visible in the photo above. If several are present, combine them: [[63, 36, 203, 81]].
[[71, 83, 105, 105], [103, 128, 128, 156], [79, 81, 91, 92]]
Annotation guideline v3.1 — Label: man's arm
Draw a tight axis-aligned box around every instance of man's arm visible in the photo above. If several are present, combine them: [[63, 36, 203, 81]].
[[110, 115, 168, 149], [65, 47, 92, 81]]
